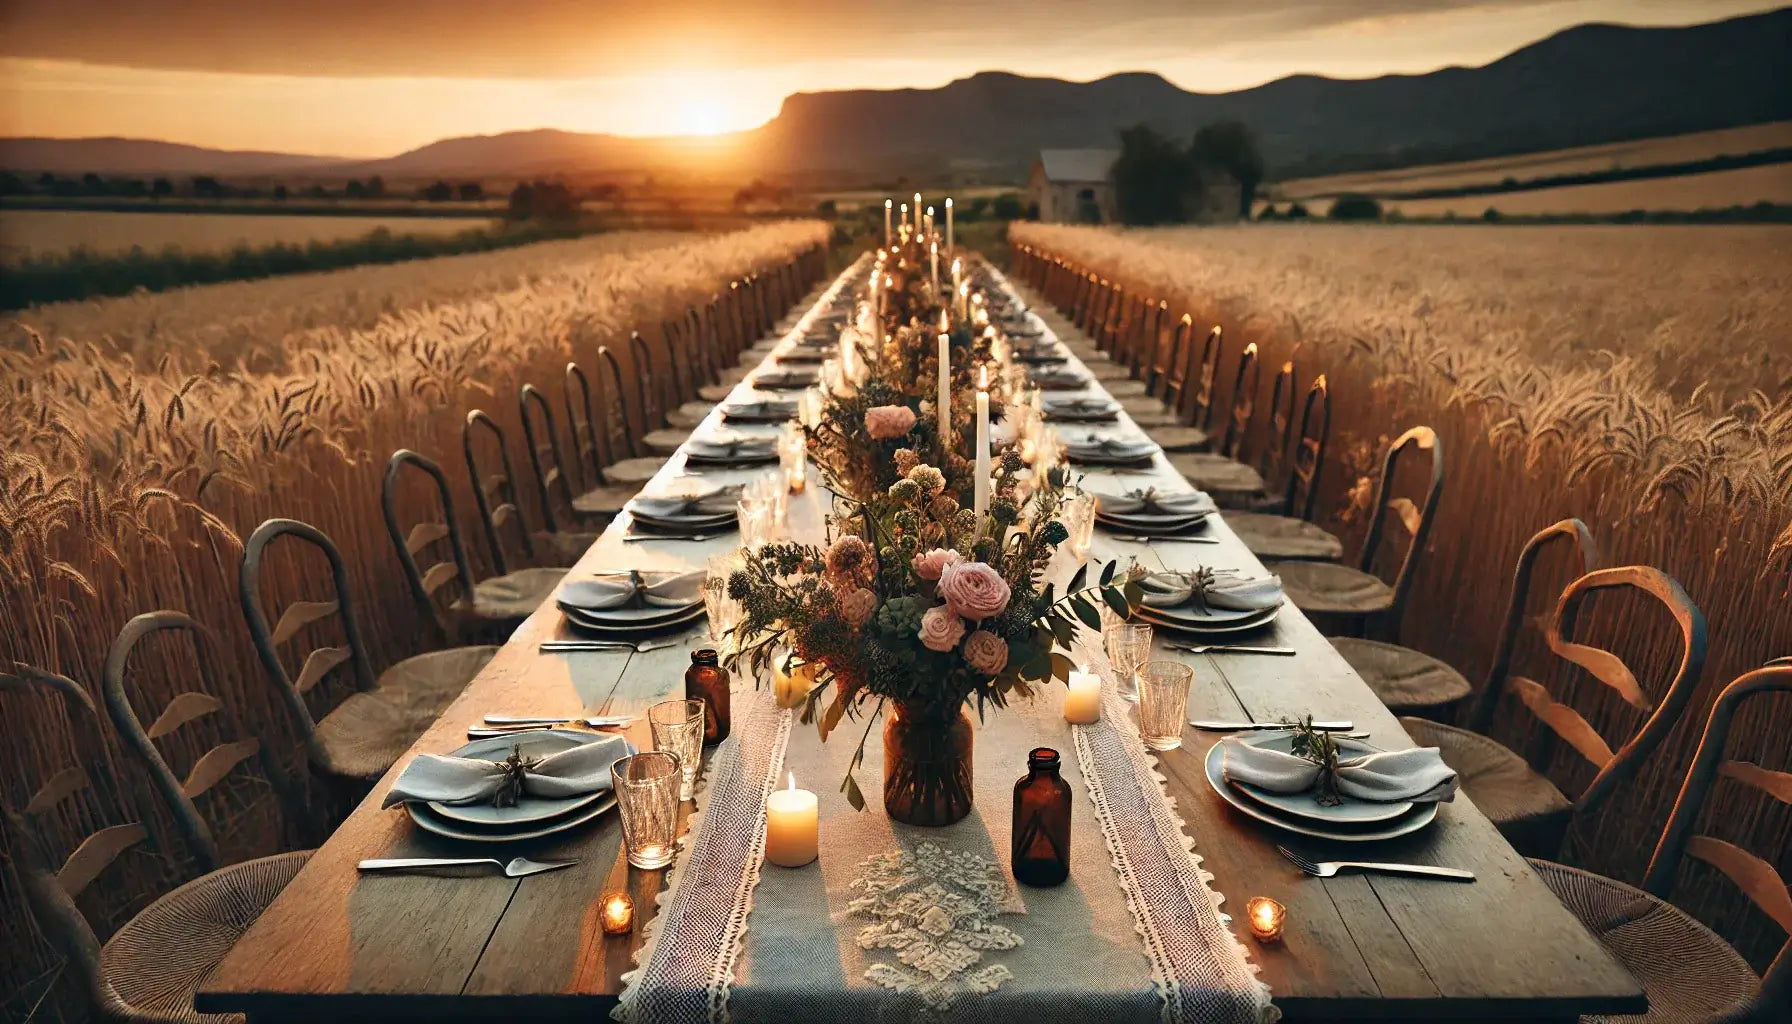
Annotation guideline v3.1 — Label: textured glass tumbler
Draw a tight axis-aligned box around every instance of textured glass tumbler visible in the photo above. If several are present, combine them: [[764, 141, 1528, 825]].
[[1104, 622, 1154, 703], [703, 554, 741, 643], [649, 699, 705, 802], [612, 751, 681, 869], [1137, 661, 1195, 750]]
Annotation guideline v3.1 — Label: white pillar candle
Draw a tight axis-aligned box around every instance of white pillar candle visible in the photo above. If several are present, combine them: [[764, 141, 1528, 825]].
[[900, 203, 909, 229], [945, 197, 954, 250], [925, 205, 934, 241], [913, 193, 922, 235], [765, 772, 819, 867], [884, 198, 892, 247], [958, 282, 970, 320], [1064, 668, 1102, 724], [930, 241, 939, 297], [974, 369, 991, 520], [936, 332, 951, 449]]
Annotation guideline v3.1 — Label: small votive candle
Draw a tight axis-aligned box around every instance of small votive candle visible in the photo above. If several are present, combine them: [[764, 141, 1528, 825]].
[[1246, 896, 1285, 943], [601, 892, 634, 936], [1064, 667, 1102, 724], [765, 772, 819, 867]]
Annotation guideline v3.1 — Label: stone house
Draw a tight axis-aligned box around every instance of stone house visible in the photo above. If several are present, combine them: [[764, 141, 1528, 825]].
[[1027, 149, 1119, 223]]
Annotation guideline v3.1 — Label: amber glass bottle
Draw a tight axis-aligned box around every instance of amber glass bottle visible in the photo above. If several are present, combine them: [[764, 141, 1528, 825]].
[[685, 649, 731, 745], [1012, 747, 1071, 887]]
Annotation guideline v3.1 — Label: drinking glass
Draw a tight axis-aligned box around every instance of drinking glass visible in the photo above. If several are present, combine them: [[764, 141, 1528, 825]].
[[1137, 661, 1195, 750], [1104, 622, 1154, 703], [611, 751, 682, 869], [736, 499, 772, 548], [1064, 492, 1096, 561], [648, 699, 706, 802], [703, 553, 742, 644]]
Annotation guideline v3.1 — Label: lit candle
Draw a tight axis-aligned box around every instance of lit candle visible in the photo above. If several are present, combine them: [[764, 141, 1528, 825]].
[[883, 198, 892, 247], [765, 772, 819, 868], [913, 192, 922, 234], [601, 892, 634, 935], [951, 258, 962, 313], [930, 240, 939, 297], [900, 202, 909, 230], [936, 332, 951, 450], [945, 197, 954, 250], [958, 281, 970, 320], [1246, 897, 1286, 943], [1064, 667, 1101, 724], [925, 205, 934, 241], [974, 367, 991, 520]]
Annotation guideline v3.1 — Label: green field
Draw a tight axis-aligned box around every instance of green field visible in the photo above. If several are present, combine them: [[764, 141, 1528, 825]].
[[0, 208, 498, 262]]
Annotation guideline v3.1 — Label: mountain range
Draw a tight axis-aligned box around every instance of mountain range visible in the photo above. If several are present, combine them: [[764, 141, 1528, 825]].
[[4, 7, 1788, 182]]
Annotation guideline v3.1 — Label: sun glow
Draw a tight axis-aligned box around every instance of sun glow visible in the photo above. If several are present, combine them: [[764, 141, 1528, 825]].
[[622, 68, 768, 138]]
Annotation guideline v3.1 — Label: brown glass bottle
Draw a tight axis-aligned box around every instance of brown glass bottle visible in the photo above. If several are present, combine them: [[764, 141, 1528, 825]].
[[1012, 747, 1071, 887], [685, 649, 731, 745]]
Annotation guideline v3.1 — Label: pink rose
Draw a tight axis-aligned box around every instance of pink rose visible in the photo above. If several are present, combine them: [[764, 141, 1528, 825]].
[[917, 605, 966, 653], [962, 630, 1009, 675], [911, 547, 964, 582], [839, 587, 878, 628], [865, 405, 917, 440], [938, 560, 1011, 621]]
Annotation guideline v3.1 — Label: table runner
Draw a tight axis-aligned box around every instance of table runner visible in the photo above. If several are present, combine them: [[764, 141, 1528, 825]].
[[616, 261, 1273, 1024]]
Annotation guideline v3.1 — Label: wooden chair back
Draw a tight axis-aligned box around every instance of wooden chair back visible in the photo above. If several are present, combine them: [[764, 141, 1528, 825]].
[[1279, 374, 1331, 521], [563, 361, 606, 487], [1218, 342, 1261, 459], [629, 330, 665, 430], [519, 383, 576, 535], [1134, 299, 1167, 379], [240, 517, 380, 760], [1179, 325, 1224, 430], [1358, 426, 1445, 625], [659, 315, 689, 405], [102, 611, 311, 871], [381, 448, 479, 642], [1645, 661, 1791, 1004], [594, 345, 641, 461], [462, 409, 533, 570], [1468, 518, 1599, 732], [1256, 360, 1298, 489], [1150, 313, 1192, 399]]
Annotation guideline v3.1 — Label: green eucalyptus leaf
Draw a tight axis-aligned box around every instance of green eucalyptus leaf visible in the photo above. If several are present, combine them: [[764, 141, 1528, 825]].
[[1068, 564, 1088, 594], [1102, 585, 1132, 619], [841, 771, 866, 811], [1050, 652, 1076, 682], [1099, 560, 1117, 586], [1071, 596, 1102, 631]]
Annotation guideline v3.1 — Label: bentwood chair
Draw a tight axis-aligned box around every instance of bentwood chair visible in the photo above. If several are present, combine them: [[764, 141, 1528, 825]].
[[381, 449, 564, 643], [521, 381, 629, 532], [1226, 374, 1344, 561], [243, 517, 498, 783], [666, 307, 718, 430], [563, 362, 647, 516], [590, 345, 670, 485], [1155, 323, 1225, 436], [1338, 518, 1596, 717], [1269, 426, 1445, 639], [465, 409, 566, 569], [1527, 661, 1788, 1022], [1403, 565, 1706, 858], [1170, 341, 1269, 504], [5, 660, 311, 1024], [635, 330, 694, 456], [1134, 313, 1210, 451]]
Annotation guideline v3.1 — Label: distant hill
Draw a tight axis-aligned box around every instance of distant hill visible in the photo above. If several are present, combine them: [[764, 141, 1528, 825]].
[[5, 8, 1788, 181], [0, 137, 346, 176]]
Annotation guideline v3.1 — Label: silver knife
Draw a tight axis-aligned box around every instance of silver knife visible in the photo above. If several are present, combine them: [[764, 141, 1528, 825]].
[[1165, 644, 1296, 656], [1189, 720, 1353, 731], [482, 714, 636, 727], [538, 638, 679, 653]]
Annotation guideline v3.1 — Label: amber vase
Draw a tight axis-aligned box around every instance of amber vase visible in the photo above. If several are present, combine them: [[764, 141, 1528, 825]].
[[1012, 747, 1071, 886], [685, 649, 730, 745], [883, 703, 974, 827]]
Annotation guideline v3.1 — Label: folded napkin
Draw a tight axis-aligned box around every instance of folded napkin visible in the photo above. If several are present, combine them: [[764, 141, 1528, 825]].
[[630, 485, 741, 520], [1221, 737, 1458, 804], [721, 400, 798, 423], [382, 733, 633, 808], [754, 369, 819, 389], [1043, 396, 1119, 420], [1014, 348, 1066, 365], [561, 569, 705, 611], [685, 438, 779, 464], [1092, 487, 1216, 518], [1031, 369, 1090, 390], [1139, 570, 1283, 610], [1065, 437, 1159, 463], [776, 351, 826, 365]]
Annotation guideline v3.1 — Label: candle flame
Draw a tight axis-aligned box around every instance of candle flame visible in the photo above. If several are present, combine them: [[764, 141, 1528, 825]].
[[787, 771, 796, 791], [945, 197, 953, 208], [979, 366, 988, 390], [885, 198, 892, 209], [939, 311, 948, 331]]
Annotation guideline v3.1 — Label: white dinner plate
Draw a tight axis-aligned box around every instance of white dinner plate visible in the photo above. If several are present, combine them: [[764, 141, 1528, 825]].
[[1203, 739, 1437, 842], [411, 793, 619, 843], [1096, 512, 1214, 536], [1138, 598, 1273, 625], [1135, 604, 1281, 636], [425, 730, 615, 827], [563, 603, 705, 636], [1226, 732, 1416, 825]]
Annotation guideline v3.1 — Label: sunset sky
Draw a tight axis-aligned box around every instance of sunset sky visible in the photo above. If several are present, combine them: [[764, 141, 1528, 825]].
[[0, 0, 1777, 157]]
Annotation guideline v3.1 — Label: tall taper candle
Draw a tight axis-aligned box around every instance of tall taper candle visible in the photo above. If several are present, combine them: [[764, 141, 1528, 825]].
[[974, 367, 991, 520], [945, 197, 954, 250], [925, 205, 934, 241], [936, 332, 951, 450], [931, 241, 939, 297], [900, 202, 908, 229], [883, 198, 892, 247], [914, 192, 923, 235]]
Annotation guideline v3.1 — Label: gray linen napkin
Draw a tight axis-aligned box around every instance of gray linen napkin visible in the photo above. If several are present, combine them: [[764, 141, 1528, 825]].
[[685, 438, 779, 463], [560, 570, 705, 611], [1139, 570, 1283, 610], [629, 486, 742, 520], [1221, 736, 1458, 803], [1090, 488, 1216, 518], [381, 733, 632, 807]]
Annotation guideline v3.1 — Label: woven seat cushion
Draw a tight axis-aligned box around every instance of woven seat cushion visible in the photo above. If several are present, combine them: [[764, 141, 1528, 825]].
[[642, 428, 691, 456], [1105, 379, 1149, 397], [571, 482, 639, 517], [1227, 512, 1343, 561], [1400, 717, 1574, 855], [1331, 637, 1471, 713], [1149, 426, 1209, 453], [1119, 396, 1172, 418], [697, 383, 734, 403], [1269, 559, 1393, 615], [102, 850, 313, 1024], [1087, 362, 1134, 381], [1528, 859, 1760, 1024], [460, 566, 566, 622], [533, 529, 602, 567], [602, 456, 667, 486], [666, 403, 714, 430], [313, 645, 498, 779], [1128, 409, 1182, 429], [1169, 452, 1266, 496]]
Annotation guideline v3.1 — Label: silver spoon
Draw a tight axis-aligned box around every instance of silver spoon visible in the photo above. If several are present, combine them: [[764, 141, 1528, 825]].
[[358, 856, 576, 878]]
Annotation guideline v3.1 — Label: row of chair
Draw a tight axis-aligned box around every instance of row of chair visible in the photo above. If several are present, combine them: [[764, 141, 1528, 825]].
[[3, 244, 831, 1024], [1009, 243, 1786, 1023]]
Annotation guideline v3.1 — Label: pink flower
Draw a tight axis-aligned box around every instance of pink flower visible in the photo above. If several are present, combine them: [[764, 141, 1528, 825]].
[[962, 630, 1009, 675], [911, 547, 964, 582], [917, 605, 967, 653], [864, 405, 917, 440], [825, 535, 871, 581], [839, 587, 878, 628], [938, 560, 1011, 621]]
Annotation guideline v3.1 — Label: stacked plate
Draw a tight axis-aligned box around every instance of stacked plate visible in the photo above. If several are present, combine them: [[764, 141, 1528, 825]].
[[776, 350, 827, 366], [1092, 489, 1215, 538], [721, 399, 797, 424], [407, 730, 621, 843], [1135, 597, 1280, 636], [683, 436, 781, 468], [1042, 395, 1121, 422], [1030, 367, 1091, 390], [752, 368, 820, 391], [557, 570, 708, 636], [1204, 732, 1437, 842], [1012, 346, 1066, 366], [1064, 436, 1160, 467]]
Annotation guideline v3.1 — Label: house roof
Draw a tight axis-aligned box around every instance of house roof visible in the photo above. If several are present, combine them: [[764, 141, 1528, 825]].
[[1036, 149, 1118, 183]]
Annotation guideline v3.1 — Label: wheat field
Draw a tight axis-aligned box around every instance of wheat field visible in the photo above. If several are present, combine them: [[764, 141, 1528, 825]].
[[0, 210, 500, 262], [0, 221, 828, 1020], [1012, 221, 1792, 969]]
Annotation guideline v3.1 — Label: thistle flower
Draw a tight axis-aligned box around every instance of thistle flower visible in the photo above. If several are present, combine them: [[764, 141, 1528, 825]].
[[906, 465, 945, 497], [893, 448, 920, 475], [825, 535, 871, 581], [890, 478, 922, 504]]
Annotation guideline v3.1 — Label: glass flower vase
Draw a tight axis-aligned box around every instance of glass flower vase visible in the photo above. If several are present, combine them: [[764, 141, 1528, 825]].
[[883, 702, 974, 827]]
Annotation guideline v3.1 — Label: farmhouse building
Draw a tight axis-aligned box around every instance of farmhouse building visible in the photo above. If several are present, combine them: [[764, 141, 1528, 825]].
[[1028, 149, 1118, 223]]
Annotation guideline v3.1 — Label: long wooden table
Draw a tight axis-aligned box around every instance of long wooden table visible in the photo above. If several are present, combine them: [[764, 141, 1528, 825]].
[[199, 257, 1644, 1023]]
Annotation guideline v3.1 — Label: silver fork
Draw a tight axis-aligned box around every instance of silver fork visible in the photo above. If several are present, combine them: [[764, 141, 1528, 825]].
[[358, 856, 576, 878], [1108, 534, 1220, 544], [623, 532, 729, 543], [539, 637, 681, 653], [1276, 845, 1474, 882]]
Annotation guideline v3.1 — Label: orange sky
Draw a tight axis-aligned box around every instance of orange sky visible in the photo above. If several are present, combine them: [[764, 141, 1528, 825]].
[[0, 0, 1777, 156]]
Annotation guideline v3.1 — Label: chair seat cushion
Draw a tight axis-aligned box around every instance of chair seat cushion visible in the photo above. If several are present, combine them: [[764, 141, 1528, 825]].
[[1086, 362, 1134, 381], [1527, 859, 1760, 1024], [1169, 452, 1266, 496], [1128, 409, 1182, 429], [1118, 396, 1172, 419], [571, 482, 639, 517], [533, 529, 602, 567], [1150, 426, 1209, 453], [698, 383, 735, 403], [1270, 559, 1393, 614], [1400, 718, 1574, 850], [1331, 637, 1471, 713], [666, 403, 714, 430], [602, 456, 667, 486], [642, 428, 691, 456], [1227, 512, 1344, 561], [461, 567, 566, 621], [312, 645, 499, 779], [102, 850, 313, 1023], [1104, 379, 1149, 397]]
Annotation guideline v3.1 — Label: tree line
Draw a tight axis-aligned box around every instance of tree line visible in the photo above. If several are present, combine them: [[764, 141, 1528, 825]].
[[1110, 121, 1265, 226]]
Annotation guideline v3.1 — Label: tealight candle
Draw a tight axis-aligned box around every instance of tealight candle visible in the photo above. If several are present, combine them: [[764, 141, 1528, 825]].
[[1064, 667, 1102, 724], [600, 892, 634, 935], [765, 773, 819, 868], [1246, 896, 1286, 943]]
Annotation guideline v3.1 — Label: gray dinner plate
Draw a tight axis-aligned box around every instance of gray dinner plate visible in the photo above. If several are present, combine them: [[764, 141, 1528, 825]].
[[558, 596, 702, 626], [425, 730, 614, 827], [1204, 738, 1437, 842], [1096, 511, 1214, 534], [411, 793, 619, 843], [1137, 597, 1270, 625], [563, 602, 706, 635], [1227, 732, 1416, 825], [1135, 604, 1281, 636]]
